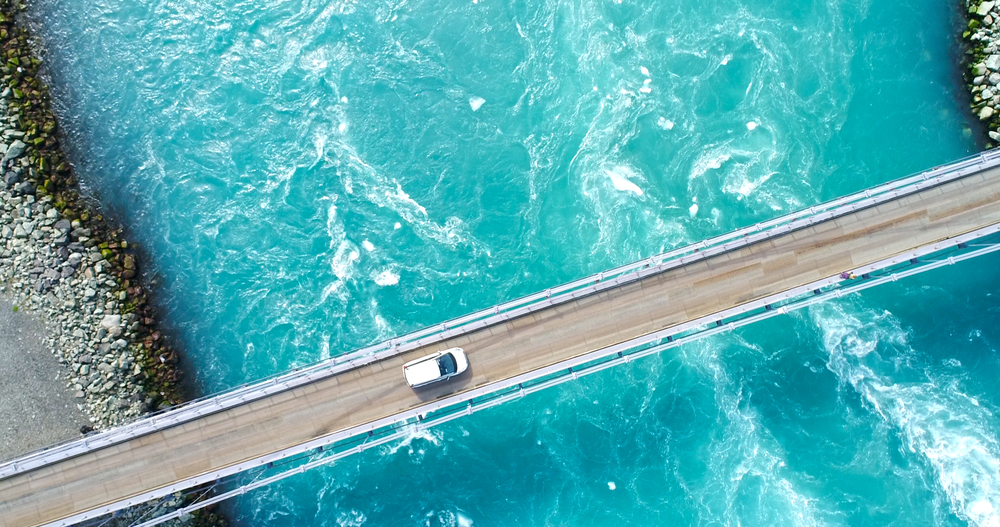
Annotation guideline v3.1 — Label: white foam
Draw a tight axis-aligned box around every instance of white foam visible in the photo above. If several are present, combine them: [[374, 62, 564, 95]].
[[604, 166, 644, 196], [325, 199, 360, 287], [373, 269, 399, 286], [690, 151, 731, 179], [330, 240, 360, 281], [657, 117, 674, 130], [469, 96, 486, 111], [815, 304, 1000, 527], [721, 53, 733, 65], [746, 121, 758, 130], [389, 182, 427, 216], [639, 86, 652, 94], [362, 239, 375, 252], [383, 425, 442, 457], [340, 96, 348, 103], [689, 203, 699, 217], [608, 481, 617, 490], [641, 66, 650, 76], [334, 510, 366, 527], [394, 222, 402, 230]]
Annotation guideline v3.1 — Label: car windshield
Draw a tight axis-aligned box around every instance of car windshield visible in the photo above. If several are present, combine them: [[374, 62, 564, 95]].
[[438, 353, 457, 376]]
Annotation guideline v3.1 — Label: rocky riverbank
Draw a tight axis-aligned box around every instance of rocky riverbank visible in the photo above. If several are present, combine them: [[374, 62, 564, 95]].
[[0, 0, 228, 523], [966, 0, 1000, 141], [0, 0, 185, 432]]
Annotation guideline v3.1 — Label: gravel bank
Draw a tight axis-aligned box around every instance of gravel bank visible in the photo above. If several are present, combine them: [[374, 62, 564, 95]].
[[0, 0, 228, 524], [0, 0, 187, 434]]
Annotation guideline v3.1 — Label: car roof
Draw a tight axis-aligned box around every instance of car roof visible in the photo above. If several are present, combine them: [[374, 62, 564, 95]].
[[404, 357, 441, 386]]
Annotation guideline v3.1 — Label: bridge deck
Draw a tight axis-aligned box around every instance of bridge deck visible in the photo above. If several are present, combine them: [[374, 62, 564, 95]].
[[5, 165, 1000, 526]]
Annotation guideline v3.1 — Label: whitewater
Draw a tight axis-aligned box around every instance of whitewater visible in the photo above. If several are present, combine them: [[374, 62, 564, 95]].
[[23, 0, 1000, 524]]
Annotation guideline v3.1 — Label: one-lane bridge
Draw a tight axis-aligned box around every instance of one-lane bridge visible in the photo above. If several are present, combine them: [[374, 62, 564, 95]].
[[6, 151, 1000, 527]]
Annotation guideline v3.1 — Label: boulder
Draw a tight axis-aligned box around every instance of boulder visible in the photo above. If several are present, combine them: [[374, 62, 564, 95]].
[[3, 171, 18, 188], [979, 1, 996, 16], [981, 105, 995, 120], [2, 139, 25, 166], [53, 219, 71, 233], [15, 181, 34, 195], [100, 314, 122, 330], [986, 54, 1000, 71]]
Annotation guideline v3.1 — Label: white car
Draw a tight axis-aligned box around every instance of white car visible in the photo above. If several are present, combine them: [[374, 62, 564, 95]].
[[402, 347, 469, 388]]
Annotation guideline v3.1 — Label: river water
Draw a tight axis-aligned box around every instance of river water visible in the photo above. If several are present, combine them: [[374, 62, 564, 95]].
[[25, 0, 1000, 524]]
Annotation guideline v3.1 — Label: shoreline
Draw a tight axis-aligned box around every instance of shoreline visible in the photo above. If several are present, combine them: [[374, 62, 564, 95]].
[[0, 0, 185, 436], [0, 0, 227, 524]]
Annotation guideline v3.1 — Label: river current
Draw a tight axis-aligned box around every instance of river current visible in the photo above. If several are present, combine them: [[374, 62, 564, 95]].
[[24, 0, 1000, 524]]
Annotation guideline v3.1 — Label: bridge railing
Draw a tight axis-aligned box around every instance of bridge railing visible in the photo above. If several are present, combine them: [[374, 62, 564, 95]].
[[109, 221, 1000, 527], [4, 148, 1000, 480]]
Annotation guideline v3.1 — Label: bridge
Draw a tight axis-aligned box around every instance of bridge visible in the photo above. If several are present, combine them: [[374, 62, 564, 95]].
[[6, 151, 1000, 527]]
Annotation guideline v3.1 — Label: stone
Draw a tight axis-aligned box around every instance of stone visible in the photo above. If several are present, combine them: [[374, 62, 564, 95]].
[[74, 391, 85, 399], [988, 14, 995, 25], [979, 1, 996, 16], [976, 75, 987, 86], [78, 354, 93, 364], [1, 225, 10, 239], [985, 88, 995, 100], [2, 139, 25, 163], [12, 225, 26, 238], [100, 314, 121, 330], [991, 73, 1000, 86], [112, 338, 127, 349], [976, 63, 989, 76], [53, 219, 71, 233], [986, 54, 1000, 72], [981, 105, 995, 120], [2, 170, 18, 188], [15, 181, 34, 195], [990, 131, 1000, 142]]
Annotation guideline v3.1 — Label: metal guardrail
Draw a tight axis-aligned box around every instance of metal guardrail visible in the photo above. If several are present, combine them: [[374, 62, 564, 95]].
[[102, 220, 1000, 527], [4, 149, 1000, 483]]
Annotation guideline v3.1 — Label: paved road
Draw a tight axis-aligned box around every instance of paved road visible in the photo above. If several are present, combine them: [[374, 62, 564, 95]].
[[4, 166, 1000, 526]]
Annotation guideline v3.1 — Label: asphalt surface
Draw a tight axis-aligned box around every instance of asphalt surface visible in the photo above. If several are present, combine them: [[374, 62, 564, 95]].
[[0, 294, 89, 462]]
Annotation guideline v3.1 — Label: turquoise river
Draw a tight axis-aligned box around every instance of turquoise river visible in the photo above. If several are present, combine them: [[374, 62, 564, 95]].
[[23, 0, 1000, 525]]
